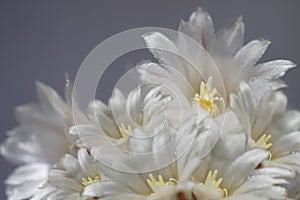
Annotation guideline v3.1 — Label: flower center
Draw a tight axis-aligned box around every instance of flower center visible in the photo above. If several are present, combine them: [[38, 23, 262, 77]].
[[146, 174, 177, 196], [197, 170, 228, 199], [194, 76, 224, 116], [119, 123, 132, 139], [81, 176, 101, 186]]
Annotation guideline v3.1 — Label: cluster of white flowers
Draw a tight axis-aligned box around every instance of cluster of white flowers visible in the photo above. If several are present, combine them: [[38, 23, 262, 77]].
[[1, 7, 300, 200]]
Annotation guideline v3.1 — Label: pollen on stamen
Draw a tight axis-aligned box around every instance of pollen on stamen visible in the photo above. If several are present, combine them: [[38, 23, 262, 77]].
[[194, 76, 224, 117]]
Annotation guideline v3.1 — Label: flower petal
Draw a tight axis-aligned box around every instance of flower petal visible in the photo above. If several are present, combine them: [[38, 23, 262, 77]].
[[235, 40, 270, 68], [254, 60, 296, 79], [223, 149, 269, 190], [212, 17, 244, 55]]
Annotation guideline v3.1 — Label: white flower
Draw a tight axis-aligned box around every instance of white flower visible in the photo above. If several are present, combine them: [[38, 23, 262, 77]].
[[91, 114, 288, 200], [89, 114, 206, 200], [184, 118, 289, 200], [230, 82, 300, 175], [42, 148, 118, 200], [0, 82, 69, 200], [0, 81, 85, 200], [69, 84, 174, 152], [137, 7, 295, 118]]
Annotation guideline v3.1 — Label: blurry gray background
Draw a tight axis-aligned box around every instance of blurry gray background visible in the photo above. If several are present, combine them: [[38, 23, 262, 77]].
[[0, 0, 300, 198]]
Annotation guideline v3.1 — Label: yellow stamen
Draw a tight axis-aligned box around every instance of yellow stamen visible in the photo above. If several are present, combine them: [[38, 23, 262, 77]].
[[146, 174, 177, 195], [194, 76, 224, 116], [119, 123, 132, 139], [81, 176, 101, 186], [201, 170, 227, 198], [254, 134, 272, 150]]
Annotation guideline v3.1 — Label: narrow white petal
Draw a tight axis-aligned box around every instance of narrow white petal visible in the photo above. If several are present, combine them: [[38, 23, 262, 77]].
[[223, 149, 269, 190], [5, 163, 49, 185], [35, 81, 67, 116], [78, 148, 99, 176], [212, 17, 244, 55], [248, 79, 286, 99], [254, 60, 296, 79], [109, 88, 130, 126], [82, 181, 124, 197], [6, 180, 46, 200], [142, 32, 179, 67], [272, 132, 300, 156], [69, 125, 107, 148], [188, 7, 215, 48], [235, 40, 270, 68]]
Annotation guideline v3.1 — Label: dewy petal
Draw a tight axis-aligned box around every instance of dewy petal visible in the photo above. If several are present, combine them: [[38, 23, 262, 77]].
[[142, 32, 180, 67], [254, 60, 296, 79], [35, 81, 68, 116], [267, 152, 300, 172], [235, 39, 270, 68], [78, 148, 99, 177], [61, 154, 84, 179], [136, 62, 191, 110], [126, 84, 172, 127], [6, 179, 46, 200], [5, 163, 49, 185], [1, 125, 67, 164], [188, 7, 215, 49], [223, 149, 269, 191], [95, 159, 150, 194], [46, 189, 79, 200], [109, 88, 130, 126], [209, 131, 247, 177], [30, 185, 56, 200], [229, 93, 252, 136], [86, 100, 120, 139], [143, 32, 204, 93], [69, 124, 107, 149], [175, 114, 202, 178], [82, 181, 120, 197], [211, 17, 244, 55], [127, 128, 152, 153], [232, 175, 287, 199], [271, 131, 300, 156], [248, 79, 286, 100], [138, 62, 194, 98], [271, 110, 300, 139], [250, 186, 288, 200], [269, 91, 287, 116], [227, 194, 268, 200], [48, 175, 82, 192], [239, 82, 257, 124], [252, 91, 273, 139], [252, 167, 295, 178]]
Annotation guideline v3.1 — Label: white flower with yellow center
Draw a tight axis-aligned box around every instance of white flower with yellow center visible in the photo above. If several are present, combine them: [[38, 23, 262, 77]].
[[230, 82, 300, 174], [137, 7, 295, 119], [42, 148, 117, 200], [188, 123, 290, 200], [86, 114, 207, 200], [88, 114, 287, 200], [69, 84, 174, 153]]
